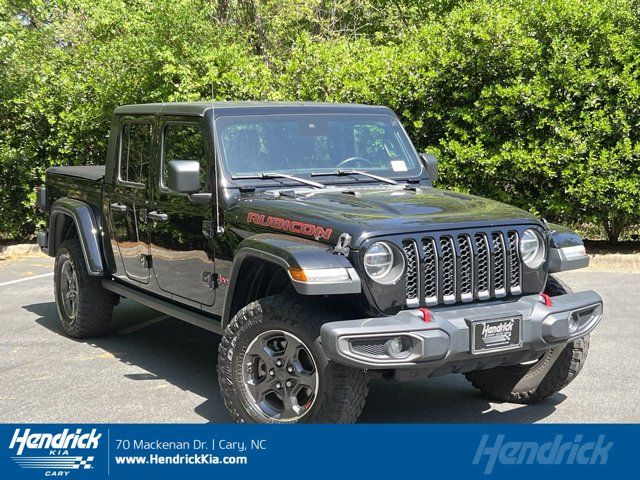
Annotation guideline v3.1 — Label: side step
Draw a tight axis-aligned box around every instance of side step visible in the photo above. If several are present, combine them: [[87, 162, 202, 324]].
[[102, 280, 223, 335]]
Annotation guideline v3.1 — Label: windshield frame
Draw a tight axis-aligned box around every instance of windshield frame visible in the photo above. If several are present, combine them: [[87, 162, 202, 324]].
[[213, 112, 426, 189]]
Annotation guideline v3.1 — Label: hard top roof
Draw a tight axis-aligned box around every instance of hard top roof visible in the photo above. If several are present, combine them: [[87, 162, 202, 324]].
[[114, 101, 394, 117]]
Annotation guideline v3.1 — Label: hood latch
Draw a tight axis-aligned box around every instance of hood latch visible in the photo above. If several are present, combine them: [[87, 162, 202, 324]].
[[333, 233, 352, 256]]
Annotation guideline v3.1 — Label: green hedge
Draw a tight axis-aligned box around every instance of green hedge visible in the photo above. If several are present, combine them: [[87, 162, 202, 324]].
[[1, 0, 639, 241]]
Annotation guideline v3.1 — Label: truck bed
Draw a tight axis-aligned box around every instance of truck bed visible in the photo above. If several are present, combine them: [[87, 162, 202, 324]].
[[45, 165, 105, 210]]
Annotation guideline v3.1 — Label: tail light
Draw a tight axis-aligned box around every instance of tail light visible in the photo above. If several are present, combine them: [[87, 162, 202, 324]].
[[35, 185, 47, 212]]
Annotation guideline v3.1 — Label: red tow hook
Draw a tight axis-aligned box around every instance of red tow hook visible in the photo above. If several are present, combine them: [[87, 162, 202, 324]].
[[540, 293, 553, 307], [418, 307, 432, 323]]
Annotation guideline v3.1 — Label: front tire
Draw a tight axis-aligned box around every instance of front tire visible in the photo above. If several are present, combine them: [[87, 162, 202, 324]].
[[54, 238, 117, 338], [218, 294, 369, 423], [465, 275, 590, 404]]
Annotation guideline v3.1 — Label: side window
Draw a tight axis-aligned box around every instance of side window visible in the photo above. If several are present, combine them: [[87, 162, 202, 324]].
[[120, 122, 152, 185], [162, 124, 208, 191]]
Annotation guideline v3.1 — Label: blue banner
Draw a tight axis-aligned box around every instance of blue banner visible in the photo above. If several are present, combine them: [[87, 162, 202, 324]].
[[0, 424, 632, 479]]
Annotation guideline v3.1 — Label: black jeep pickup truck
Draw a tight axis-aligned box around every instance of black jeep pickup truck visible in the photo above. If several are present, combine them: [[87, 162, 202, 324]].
[[37, 102, 602, 423]]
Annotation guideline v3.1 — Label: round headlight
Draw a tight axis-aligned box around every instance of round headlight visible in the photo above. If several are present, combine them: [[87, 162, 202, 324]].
[[519, 229, 546, 269], [364, 242, 394, 279], [364, 242, 404, 283]]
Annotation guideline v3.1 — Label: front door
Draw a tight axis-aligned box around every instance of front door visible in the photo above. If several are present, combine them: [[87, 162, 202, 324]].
[[106, 119, 153, 284], [149, 119, 215, 306]]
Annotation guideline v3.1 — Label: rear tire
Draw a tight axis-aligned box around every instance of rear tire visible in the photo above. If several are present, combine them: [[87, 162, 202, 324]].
[[218, 294, 369, 423], [54, 238, 117, 338], [465, 275, 590, 403]]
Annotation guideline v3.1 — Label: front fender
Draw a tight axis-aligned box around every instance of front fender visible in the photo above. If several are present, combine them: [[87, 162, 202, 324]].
[[231, 233, 360, 293], [223, 233, 361, 324], [49, 198, 105, 276], [547, 223, 589, 273]]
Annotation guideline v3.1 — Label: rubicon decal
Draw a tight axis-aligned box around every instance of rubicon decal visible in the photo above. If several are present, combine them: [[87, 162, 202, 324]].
[[9, 428, 101, 474], [246, 212, 333, 240]]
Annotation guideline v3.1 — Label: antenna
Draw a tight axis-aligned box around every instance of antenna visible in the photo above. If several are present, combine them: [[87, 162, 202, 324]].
[[209, 83, 220, 235]]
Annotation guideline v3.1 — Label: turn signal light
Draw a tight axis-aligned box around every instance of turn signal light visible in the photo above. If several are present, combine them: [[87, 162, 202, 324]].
[[289, 268, 307, 282], [288, 267, 352, 283]]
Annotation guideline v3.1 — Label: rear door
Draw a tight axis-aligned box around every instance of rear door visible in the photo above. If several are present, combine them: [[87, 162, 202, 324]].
[[106, 118, 153, 284], [148, 118, 215, 306]]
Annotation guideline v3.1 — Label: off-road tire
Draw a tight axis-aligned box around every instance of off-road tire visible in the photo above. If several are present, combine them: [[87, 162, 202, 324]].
[[464, 275, 590, 404], [54, 238, 117, 338], [218, 294, 369, 423]]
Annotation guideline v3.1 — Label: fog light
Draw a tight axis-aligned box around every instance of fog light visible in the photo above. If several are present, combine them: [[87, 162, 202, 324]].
[[384, 336, 411, 359]]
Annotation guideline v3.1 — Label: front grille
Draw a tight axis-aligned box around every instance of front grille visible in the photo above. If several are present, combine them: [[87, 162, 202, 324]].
[[402, 229, 524, 307]]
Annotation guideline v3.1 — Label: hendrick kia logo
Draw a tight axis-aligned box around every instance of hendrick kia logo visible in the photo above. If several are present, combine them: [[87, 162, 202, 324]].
[[473, 434, 613, 474], [481, 320, 514, 344], [9, 428, 101, 472]]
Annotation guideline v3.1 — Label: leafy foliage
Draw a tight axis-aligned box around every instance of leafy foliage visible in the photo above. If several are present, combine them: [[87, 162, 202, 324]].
[[1, 0, 639, 241]]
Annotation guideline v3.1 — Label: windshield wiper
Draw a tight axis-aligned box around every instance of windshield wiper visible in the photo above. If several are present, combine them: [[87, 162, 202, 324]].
[[310, 169, 398, 185], [231, 172, 325, 189]]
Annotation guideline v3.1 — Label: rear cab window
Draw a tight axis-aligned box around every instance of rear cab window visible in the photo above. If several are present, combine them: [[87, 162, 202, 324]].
[[119, 121, 152, 186]]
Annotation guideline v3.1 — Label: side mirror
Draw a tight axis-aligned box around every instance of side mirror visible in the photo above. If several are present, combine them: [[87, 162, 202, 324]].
[[167, 160, 201, 193], [419, 153, 438, 183]]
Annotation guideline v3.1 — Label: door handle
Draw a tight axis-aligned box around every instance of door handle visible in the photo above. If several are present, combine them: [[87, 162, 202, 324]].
[[110, 202, 127, 212], [148, 211, 169, 222]]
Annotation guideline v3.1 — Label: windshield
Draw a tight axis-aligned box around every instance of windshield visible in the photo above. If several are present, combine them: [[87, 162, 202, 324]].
[[215, 113, 423, 184]]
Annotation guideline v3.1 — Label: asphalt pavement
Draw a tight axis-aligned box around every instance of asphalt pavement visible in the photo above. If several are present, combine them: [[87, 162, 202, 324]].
[[1, 255, 638, 423]]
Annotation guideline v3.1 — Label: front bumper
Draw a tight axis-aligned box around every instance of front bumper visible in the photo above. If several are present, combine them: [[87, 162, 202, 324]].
[[320, 291, 602, 379]]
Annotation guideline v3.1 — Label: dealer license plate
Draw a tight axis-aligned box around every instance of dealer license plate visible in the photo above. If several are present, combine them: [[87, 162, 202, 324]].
[[471, 316, 522, 354]]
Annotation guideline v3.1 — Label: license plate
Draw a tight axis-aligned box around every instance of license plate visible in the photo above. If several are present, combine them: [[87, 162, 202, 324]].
[[471, 316, 522, 354]]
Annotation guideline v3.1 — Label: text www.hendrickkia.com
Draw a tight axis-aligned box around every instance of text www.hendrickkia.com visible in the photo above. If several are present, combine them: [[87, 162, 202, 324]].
[[115, 454, 248, 465]]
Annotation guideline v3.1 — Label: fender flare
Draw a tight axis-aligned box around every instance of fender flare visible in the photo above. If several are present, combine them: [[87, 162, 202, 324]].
[[547, 223, 589, 273], [49, 198, 105, 276], [222, 233, 360, 325]]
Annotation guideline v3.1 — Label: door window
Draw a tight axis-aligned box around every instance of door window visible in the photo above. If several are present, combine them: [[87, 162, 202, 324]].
[[119, 122, 152, 185], [162, 124, 208, 191]]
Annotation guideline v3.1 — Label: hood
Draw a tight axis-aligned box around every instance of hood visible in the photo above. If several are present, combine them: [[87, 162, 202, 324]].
[[227, 186, 540, 246]]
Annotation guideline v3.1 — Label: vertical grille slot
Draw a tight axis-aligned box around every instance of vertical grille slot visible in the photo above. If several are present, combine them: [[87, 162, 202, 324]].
[[402, 240, 419, 307], [422, 238, 438, 306], [440, 237, 456, 304], [508, 231, 522, 295], [458, 235, 474, 302], [474, 233, 490, 300], [491, 232, 507, 297]]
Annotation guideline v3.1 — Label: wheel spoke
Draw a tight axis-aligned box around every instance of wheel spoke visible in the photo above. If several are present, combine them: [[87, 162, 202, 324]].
[[63, 264, 73, 286], [280, 393, 300, 420], [245, 377, 273, 401], [283, 336, 301, 361], [245, 338, 276, 369], [296, 376, 317, 392]]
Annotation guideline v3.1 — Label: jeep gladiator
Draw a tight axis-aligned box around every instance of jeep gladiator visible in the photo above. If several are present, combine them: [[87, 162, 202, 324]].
[[36, 102, 602, 423]]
